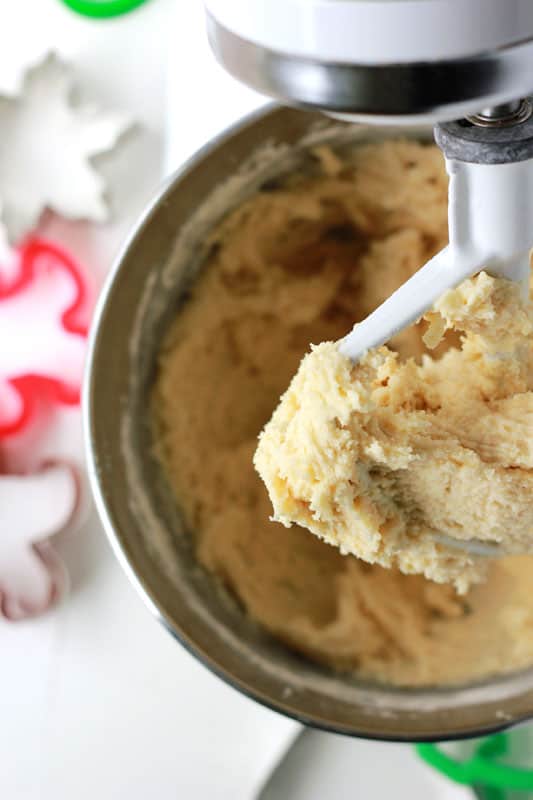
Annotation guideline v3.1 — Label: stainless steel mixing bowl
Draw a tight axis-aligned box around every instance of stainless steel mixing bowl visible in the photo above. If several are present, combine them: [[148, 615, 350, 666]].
[[85, 105, 533, 742]]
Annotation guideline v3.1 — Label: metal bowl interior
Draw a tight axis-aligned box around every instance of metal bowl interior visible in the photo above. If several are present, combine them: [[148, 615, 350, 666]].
[[85, 105, 533, 741]]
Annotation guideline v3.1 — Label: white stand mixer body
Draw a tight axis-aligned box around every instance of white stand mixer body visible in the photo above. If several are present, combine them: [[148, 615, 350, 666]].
[[205, 0, 533, 64], [205, 0, 533, 123]]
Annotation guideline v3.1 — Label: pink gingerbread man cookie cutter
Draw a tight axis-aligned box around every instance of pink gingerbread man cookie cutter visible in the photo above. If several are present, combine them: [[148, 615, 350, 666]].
[[0, 237, 91, 619]]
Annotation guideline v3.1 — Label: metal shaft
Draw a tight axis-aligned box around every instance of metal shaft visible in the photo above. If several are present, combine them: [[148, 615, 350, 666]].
[[467, 100, 532, 128]]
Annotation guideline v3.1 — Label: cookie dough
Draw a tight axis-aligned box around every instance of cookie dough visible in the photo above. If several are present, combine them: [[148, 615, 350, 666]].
[[255, 272, 533, 592], [154, 139, 533, 686]]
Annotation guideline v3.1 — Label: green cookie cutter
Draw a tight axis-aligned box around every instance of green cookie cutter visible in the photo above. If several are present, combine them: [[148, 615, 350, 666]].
[[60, 0, 150, 18], [417, 734, 533, 796]]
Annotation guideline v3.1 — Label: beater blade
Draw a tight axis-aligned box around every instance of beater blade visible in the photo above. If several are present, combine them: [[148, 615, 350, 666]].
[[339, 155, 533, 361]]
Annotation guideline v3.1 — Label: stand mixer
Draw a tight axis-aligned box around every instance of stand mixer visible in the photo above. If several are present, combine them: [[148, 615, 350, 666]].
[[206, 0, 533, 560], [203, 2, 533, 791]]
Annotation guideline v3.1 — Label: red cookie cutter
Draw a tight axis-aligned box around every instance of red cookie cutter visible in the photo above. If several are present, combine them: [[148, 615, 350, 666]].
[[0, 238, 89, 438]]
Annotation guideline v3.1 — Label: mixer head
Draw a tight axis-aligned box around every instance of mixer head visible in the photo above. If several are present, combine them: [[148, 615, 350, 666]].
[[205, 0, 533, 125]]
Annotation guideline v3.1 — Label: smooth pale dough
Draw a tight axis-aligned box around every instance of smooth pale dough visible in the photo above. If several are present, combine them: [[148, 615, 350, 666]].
[[154, 140, 533, 687], [255, 273, 533, 593]]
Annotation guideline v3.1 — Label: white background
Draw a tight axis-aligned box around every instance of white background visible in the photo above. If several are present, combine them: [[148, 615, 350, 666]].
[[0, 1, 471, 798]]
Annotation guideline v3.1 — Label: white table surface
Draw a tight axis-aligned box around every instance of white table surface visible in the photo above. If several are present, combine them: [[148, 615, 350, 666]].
[[0, 2, 472, 798]]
